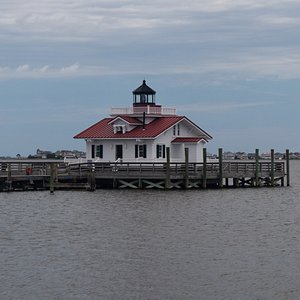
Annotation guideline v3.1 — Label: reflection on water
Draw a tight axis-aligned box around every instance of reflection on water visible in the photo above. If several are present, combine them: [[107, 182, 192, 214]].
[[1, 162, 300, 299]]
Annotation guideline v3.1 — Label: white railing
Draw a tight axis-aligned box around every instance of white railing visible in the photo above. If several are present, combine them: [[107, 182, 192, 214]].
[[110, 106, 176, 116]]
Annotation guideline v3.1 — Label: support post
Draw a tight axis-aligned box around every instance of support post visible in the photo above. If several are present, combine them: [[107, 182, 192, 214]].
[[233, 178, 239, 188], [271, 149, 275, 187], [218, 148, 223, 188], [7, 163, 12, 191], [202, 148, 207, 189], [88, 164, 96, 191], [286, 149, 290, 187], [113, 178, 117, 189], [165, 147, 171, 189], [184, 147, 189, 189], [255, 149, 259, 187], [50, 163, 55, 194], [225, 178, 229, 187]]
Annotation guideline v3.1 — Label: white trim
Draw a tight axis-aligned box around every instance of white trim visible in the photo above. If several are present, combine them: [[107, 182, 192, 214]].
[[108, 116, 142, 126]]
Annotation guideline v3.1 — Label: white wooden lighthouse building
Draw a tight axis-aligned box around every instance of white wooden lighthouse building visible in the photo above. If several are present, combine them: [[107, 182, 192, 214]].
[[74, 80, 212, 162]]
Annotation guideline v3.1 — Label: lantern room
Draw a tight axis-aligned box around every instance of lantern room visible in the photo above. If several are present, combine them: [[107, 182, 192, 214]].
[[132, 80, 156, 107]]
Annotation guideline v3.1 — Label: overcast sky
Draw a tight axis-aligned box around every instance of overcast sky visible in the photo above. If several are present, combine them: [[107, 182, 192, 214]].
[[1, 0, 300, 156]]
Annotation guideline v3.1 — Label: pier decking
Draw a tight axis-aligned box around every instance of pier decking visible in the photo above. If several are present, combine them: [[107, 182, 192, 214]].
[[0, 149, 290, 192]]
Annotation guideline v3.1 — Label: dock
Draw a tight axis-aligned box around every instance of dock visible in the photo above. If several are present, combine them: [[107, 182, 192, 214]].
[[0, 149, 290, 192]]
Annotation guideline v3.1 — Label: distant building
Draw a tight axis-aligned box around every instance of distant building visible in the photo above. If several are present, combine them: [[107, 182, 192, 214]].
[[223, 151, 235, 160], [55, 150, 86, 159], [260, 152, 271, 160], [36, 149, 53, 159], [27, 149, 85, 160], [74, 80, 212, 162], [234, 152, 248, 160]]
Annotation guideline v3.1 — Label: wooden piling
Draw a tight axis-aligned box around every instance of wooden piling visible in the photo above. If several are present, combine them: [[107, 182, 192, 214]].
[[202, 148, 207, 189], [113, 178, 117, 189], [50, 163, 55, 194], [7, 163, 12, 191], [165, 147, 171, 189], [184, 147, 189, 189], [255, 149, 260, 187], [286, 149, 290, 186], [218, 148, 223, 188], [271, 149, 275, 186], [233, 178, 239, 188], [88, 165, 96, 191]]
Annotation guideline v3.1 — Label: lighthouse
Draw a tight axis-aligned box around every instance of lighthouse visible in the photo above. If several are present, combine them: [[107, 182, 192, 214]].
[[74, 80, 212, 162]]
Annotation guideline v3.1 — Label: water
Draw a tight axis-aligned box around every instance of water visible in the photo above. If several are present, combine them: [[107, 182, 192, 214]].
[[1, 162, 300, 300]]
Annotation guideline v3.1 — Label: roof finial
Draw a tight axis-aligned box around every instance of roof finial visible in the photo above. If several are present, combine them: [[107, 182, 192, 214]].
[[143, 79, 146, 84]]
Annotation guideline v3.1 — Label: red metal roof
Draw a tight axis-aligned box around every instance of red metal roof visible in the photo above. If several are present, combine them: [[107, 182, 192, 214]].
[[74, 116, 184, 139], [172, 137, 207, 143]]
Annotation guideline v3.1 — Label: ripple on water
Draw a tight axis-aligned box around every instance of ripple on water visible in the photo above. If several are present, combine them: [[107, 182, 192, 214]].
[[1, 162, 300, 299]]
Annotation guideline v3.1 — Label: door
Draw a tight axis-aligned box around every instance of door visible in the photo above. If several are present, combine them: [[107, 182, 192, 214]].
[[115, 145, 123, 160]]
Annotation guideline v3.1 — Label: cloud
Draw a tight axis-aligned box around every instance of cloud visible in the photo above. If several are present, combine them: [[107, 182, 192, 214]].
[[0, 0, 298, 41], [0, 63, 83, 79], [40, 65, 49, 72], [2, 48, 300, 81], [16, 64, 30, 72], [60, 63, 80, 73], [1, 0, 300, 80]]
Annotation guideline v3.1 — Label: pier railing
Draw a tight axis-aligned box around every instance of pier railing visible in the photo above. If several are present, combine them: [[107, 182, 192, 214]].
[[0, 160, 285, 178], [0, 156, 287, 191]]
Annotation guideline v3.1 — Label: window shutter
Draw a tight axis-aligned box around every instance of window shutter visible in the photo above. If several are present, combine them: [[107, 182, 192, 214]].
[[156, 145, 159, 158], [143, 144, 147, 158], [91, 145, 95, 159], [135, 145, 138, 158], [100, 145, 103, 158], [163, 145, 166, 158]]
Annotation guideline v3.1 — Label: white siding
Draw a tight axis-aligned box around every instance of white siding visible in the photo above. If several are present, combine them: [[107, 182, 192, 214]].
[[154, 122, 206, 162], [85, 119, 207, 162]]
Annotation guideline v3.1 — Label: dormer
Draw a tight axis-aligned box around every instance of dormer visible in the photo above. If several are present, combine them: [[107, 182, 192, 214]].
[[108, 116, 143, 134], [132, 80, 156, 107]]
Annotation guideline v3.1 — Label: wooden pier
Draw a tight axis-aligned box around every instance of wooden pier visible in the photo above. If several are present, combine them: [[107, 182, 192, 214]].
[[0, 149, 290, 192]]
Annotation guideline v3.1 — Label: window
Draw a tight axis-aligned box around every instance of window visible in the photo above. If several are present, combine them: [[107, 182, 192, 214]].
[[173, 124, 180, 136], [135, 144, 147, 158], [96, 145, 103, 158], [156, 144, 166, 158], [140, 94, 147, 103], [113, 125, 125, 134], [91, 144, 103, 159]]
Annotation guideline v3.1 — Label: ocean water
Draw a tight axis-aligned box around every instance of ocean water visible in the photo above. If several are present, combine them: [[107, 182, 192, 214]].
[[1, 161, 300, 300]]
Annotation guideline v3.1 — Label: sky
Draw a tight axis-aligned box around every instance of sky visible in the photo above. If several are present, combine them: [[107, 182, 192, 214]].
[[1, 0, 300, 156]]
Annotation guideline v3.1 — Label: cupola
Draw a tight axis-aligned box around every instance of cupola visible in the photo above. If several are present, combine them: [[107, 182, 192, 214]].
[[132, 80, 156, 107]]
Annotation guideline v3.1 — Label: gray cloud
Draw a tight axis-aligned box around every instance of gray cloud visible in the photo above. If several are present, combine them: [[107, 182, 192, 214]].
[[1, 0, 300, 80]]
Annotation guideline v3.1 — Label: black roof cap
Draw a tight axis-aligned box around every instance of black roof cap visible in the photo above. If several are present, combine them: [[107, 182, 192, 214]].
[[133, 80, 156, 95]]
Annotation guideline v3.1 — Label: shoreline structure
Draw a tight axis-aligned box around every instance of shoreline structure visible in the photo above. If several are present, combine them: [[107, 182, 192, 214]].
[[0, 148, 290, 192], [1, 82, 291, 192]]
